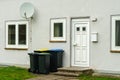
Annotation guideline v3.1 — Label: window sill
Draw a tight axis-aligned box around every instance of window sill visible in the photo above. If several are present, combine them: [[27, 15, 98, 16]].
[[49, 40, 66, 43], [5, 48, 28, 50], [110, 50, 120, 53]]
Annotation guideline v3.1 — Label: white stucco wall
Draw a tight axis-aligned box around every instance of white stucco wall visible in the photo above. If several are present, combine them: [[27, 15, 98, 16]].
[[0, 0, 120, 73]]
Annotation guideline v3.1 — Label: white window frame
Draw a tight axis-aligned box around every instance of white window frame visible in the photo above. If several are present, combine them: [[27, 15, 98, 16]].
[[5, 20, 29, 49], [50, 18, 66, 42], [111, 15, 120, 51]]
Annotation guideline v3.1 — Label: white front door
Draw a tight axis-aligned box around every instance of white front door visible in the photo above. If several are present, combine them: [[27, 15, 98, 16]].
[[71, 18, 89, 67]]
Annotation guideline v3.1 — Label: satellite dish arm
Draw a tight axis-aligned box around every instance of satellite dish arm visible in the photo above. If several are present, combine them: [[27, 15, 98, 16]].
[[24, 12, 27, 19]]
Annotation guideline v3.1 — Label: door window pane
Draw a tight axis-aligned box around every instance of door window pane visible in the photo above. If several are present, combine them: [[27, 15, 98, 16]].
[[82, 27, 86, 31], [115, 20, 120, 46], [76, 27, 80, 31], [8, 25, 15, 45], [18, 24, 26, 45], [54, 23, 63, 37]]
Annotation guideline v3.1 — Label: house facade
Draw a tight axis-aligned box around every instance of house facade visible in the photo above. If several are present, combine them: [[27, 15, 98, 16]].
[[0, 0, 120, 74]]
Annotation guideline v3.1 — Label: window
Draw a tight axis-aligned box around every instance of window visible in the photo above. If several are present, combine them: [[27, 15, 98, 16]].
[[54, 23, 63, 37], [50, 18, 66, 42], [111, 15, 120, 52], [6, 21, 28, 49]]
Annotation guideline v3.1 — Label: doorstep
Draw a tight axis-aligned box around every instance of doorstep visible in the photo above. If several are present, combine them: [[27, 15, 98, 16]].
[[52, 67, 94, 77]]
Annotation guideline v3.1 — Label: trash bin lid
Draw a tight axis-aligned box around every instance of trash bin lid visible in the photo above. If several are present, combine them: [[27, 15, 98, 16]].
[[34, 48, 49, 52], [28, 53, 35, 55], [35, 53, 50, 55], [49, 49, 64, 52]]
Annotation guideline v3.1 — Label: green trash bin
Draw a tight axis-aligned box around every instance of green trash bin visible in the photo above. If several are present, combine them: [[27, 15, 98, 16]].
[[28, 53, 50, 74], [37, 53, 50, 74], [48, 49, 64, 72], [28, 53, 39, 73], [34, 48, 64, 72]]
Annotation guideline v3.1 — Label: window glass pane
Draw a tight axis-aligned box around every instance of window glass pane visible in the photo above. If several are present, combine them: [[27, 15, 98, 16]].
[[54, 23, 63, 37], [8, 25, 15, 45], [115, 20, 120, 46], [82, 27, 86, 31], [18, 24, 26, 45], [76, 27, 80, 31]]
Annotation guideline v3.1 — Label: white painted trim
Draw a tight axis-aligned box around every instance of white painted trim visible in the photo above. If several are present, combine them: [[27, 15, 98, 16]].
[[5, 21, 29, 49], [71, 18, 90, 67], [50, 18, 66, 41], [72, 18, 90, 22], [111, 15, 120, 51]]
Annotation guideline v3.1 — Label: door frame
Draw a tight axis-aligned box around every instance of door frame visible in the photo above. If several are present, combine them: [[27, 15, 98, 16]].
[[70, 17, 90, 67]]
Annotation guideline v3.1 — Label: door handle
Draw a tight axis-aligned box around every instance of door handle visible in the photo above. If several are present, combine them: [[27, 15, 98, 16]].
[[73, 43, 77, 46]]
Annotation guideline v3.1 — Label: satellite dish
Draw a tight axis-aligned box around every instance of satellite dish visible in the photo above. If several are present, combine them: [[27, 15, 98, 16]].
[[20, 2, 34, 19]]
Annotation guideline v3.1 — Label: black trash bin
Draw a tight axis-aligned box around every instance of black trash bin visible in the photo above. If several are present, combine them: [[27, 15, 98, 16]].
[[34, 48, 64, 72], [48, 49, 64, 72], [37, 53, 50, 74], [28, 53, 39, 73], [28, 53, 50, 74]]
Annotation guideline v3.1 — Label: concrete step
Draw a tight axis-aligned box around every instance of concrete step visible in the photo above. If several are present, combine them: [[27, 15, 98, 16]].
[[52, 71, 81, 77], [58, 67, 93, 73], [53, 67, 93, 77]]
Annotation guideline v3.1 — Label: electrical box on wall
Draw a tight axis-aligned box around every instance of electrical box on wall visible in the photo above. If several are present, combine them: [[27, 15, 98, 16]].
[[91, 32, 98, 43]]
